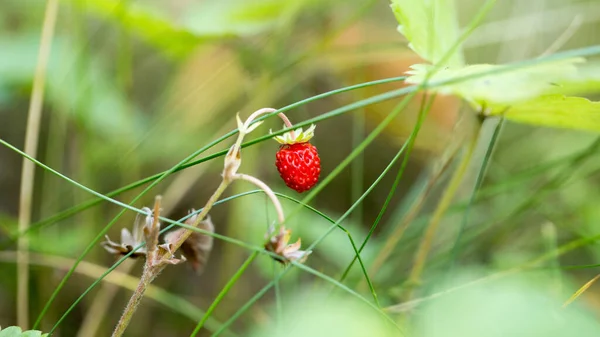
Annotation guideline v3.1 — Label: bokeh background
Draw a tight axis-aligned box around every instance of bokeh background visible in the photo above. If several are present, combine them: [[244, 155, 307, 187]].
[[2, 0, 600, 336]]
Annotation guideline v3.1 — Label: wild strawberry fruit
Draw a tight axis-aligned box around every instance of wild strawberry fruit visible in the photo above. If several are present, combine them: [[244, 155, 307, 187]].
[[274, 125, 320, 193]]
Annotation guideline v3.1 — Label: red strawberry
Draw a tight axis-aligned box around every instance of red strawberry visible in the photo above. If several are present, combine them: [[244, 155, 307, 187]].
[[273, 125, 320, 193]]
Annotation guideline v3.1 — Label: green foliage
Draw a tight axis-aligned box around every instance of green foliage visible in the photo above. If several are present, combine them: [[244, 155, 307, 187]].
[[0, 36, 143, 141], [0, 327, 48, 337], [405, 59, 583, 107], [248, 291, 398, 337], [391, 0, 600, 132], [182, 0, 304, 37], [64, 0, 202, 58], [499, 95, 600, 132], [63, 0, 316, 59], [3, 0, 600, 335], [414, 271, 600, 337], [390, 0, 463, 66]]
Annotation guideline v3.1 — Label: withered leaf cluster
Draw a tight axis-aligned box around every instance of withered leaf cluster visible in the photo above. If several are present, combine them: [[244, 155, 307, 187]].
[[102, 208, 214, 273]]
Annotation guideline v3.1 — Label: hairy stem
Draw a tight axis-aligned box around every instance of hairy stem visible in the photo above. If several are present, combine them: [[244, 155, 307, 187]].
[[110, 108, 284, 336], [277, 113, 294, 129], [170, 180, 231, 253], [109, 165, 230, 337], [111, 266, 160, 337]]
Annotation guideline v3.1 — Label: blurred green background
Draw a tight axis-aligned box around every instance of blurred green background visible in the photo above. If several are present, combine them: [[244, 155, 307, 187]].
[[1, 0, 600, 336]]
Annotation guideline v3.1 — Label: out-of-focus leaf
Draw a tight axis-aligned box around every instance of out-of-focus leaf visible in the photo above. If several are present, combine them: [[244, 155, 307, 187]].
[[0, 35, 145, 141], [4, 212, 94, 257], [549, 63, 600, 97], [0, 37, 41, 82], [182, 0, 302, 37], [63, 0, 206, 58], [0, 326, 21, 337], [21, 330, 43, 337], [414, 271, 600, 337], [0, 327, 47, 337], [390, 0, 463, 66], [249, 290, 397, 337], [497, 95, 600, 132], [406, 58, 586, 109]]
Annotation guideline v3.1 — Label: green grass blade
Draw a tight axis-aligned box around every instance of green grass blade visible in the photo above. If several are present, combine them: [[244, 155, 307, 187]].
[[46, 189, 346, 333], [339, 93, 435, 283], [447, 116, 504, 271], [17, 76, 408, 240], [189, 252, 259, 337]]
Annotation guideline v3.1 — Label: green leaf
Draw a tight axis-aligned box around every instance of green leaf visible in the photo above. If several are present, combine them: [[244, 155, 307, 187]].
[[0, 35, 145, 141], [0, 326, 48, 337], [248, 290, 397, 337], [390, 0, 463, 66], [415, 270, 600, 337], [497, 95, 600, 132], [548, 62, 600, 97], [63, 0, 205, 58], [182, 0, 301, 37], [0, 326, 22, 337], [406, 58, 587, 109]]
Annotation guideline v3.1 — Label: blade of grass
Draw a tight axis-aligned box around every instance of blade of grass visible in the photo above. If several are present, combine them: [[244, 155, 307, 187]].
[[17, 41, 600, 241], [75, 262, 136, 337], [211, 96, 435, 335], [386, 231, 600, 313], [459, 136, 600, 249], [46, 188, 348, 334], [368, 135, 600, 272], [189, 251, 259, 336], [366, 144, 459, 280], [33, 123, 255, 328], [403, 0, 497, 295], [563, 274, 600, 308], [446, 116, 504, 271], [0, 251, 235, 336], [4, 81, 415, 331], [14, 76, 407, 241], [339, 91, 436, 284], [130, 2, 505, 332], [291, 260, 404, 334], [17, 0, 59, 328], [198, 94, 418, 335], [406, 122, 480, 292], [50, 193, 382, 335], [7, 33, 600, 333]]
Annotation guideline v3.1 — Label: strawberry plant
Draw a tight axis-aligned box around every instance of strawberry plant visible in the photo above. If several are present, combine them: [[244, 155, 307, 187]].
[[2, 0, 600, 336]]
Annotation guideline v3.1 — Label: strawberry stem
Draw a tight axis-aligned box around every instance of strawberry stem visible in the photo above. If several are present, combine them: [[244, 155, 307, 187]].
[[277, 113, 296, 138], [233, 173, 285, 225]]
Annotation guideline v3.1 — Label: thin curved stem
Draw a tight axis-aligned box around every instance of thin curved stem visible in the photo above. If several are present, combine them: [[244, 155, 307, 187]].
[[233, 173, 285, 224], [277, 113, 294, 129], [10, 76, 406, 243], [189, 252, 259, 337]]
